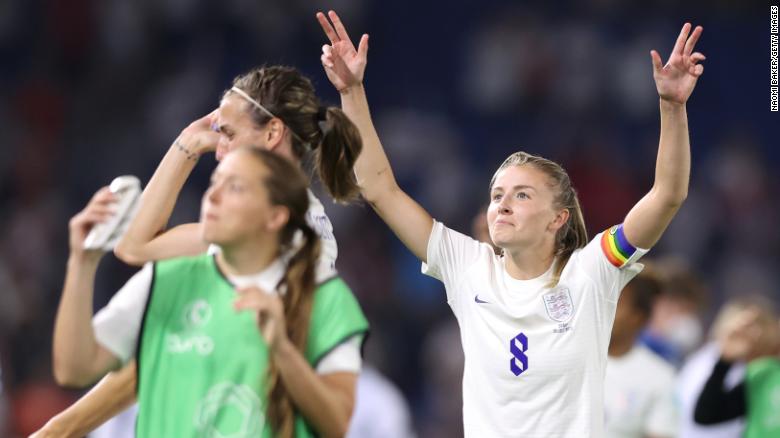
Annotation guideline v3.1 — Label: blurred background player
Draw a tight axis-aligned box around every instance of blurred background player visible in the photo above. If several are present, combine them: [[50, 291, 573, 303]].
[[693, 302, 780, 438], [345, 365, 416, 438], [640, 257, 708, 366], [675, 297, 777, 438], [604, 266, 678, 438]]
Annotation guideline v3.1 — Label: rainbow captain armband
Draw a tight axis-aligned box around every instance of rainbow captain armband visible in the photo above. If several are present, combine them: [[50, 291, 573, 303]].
[[600, 224, 637, 268]]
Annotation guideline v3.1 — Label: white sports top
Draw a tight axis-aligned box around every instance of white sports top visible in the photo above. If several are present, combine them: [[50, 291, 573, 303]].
[[422, 220, 647, 437]]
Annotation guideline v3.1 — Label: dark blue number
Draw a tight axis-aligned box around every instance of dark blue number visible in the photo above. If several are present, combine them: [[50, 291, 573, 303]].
[[509, 332, 528, 376]]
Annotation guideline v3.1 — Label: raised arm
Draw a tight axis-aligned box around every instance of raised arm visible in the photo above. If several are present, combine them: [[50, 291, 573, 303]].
[[53, 188, 123, 386], [114, 113, 220, 266], [317, 11, 433, 261], [623, 23, 705, 248], [32, 363, 137, 438]]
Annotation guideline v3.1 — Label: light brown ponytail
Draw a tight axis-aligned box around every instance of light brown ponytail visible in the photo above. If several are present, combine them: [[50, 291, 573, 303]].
[[315, 106, 362, 202], [266, 222, 320, 438], [242, 148, 322, 438]]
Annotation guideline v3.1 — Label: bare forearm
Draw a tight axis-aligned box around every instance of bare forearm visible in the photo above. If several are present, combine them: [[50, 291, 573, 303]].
[[115, 143, 199, 264], [340, 85, 400, 203], [53, 255, 105, 386], [339, 85, 433, 260], [272, 340, 354, 438], [624, 100, 691, 248], [654, 99, 691, 204], [41, 363, 137, 437]]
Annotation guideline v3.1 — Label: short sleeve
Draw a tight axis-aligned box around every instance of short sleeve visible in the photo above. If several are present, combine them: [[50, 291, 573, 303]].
[[315, 335, 363, 374], [421, 220, 485, 300], [92, 263, 154, 364], [306, 278, 369, 368], [575, 224, 649, 302], [646, 374, 680, 437]]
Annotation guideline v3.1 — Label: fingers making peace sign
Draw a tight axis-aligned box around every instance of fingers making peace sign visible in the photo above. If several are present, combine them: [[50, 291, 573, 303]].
[[316, 10, 369, 93], [651, 23, 706, 104]]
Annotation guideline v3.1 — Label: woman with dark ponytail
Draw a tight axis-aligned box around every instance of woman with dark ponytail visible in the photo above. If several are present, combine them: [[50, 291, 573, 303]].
[[225, 66, 362, 204], [113, 64, 363, 271], [47, 148, 368, 437], [317, 10, 704, 437]]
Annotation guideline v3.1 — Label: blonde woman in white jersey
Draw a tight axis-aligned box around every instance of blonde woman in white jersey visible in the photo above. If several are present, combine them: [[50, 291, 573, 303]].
[[33, 65, 364, 437], [317, 10, 704, 437]]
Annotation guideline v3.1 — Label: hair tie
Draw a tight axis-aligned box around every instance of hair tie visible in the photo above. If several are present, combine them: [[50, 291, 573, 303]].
[[316, 106, 329, 121], [316, 106, 332, 143]]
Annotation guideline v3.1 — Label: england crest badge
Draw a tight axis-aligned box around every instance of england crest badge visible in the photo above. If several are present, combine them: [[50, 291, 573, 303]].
[[542, 286, 574, 323]]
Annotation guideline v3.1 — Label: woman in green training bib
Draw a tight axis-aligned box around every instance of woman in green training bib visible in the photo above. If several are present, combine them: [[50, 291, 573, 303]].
[[52, 148, 368, 437]]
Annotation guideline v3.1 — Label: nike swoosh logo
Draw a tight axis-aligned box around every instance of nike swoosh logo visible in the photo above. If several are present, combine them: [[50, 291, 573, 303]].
[[475, 294, 490, 304]]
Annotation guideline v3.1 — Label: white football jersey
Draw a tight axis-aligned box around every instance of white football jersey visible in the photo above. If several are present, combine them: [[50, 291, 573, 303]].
[[422, 221, 646, 438], [604, 344, 679, 438]]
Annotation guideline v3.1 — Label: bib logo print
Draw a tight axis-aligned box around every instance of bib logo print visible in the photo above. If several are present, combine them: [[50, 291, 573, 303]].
[[194, 382, 263, 437], [167, 299, 215, 356], [183, 299, 212, 329]]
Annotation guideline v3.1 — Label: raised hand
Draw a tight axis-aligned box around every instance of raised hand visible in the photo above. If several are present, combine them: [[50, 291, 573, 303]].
[[719, 308, 763, 362], [68, 187, 115, 259], [175, 109, 221, 158], [651, 23, 706, 104], [233, 286, 288, 351], [316, 10, 368, 92]]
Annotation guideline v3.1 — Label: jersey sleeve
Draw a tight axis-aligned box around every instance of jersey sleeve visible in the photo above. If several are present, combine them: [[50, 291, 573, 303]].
[[305, 277, 369, 369], [92, 263, 154, 364], [421, 220, 485, 302], [576, 224, 649, 302], [315, 335, 362, 374]]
